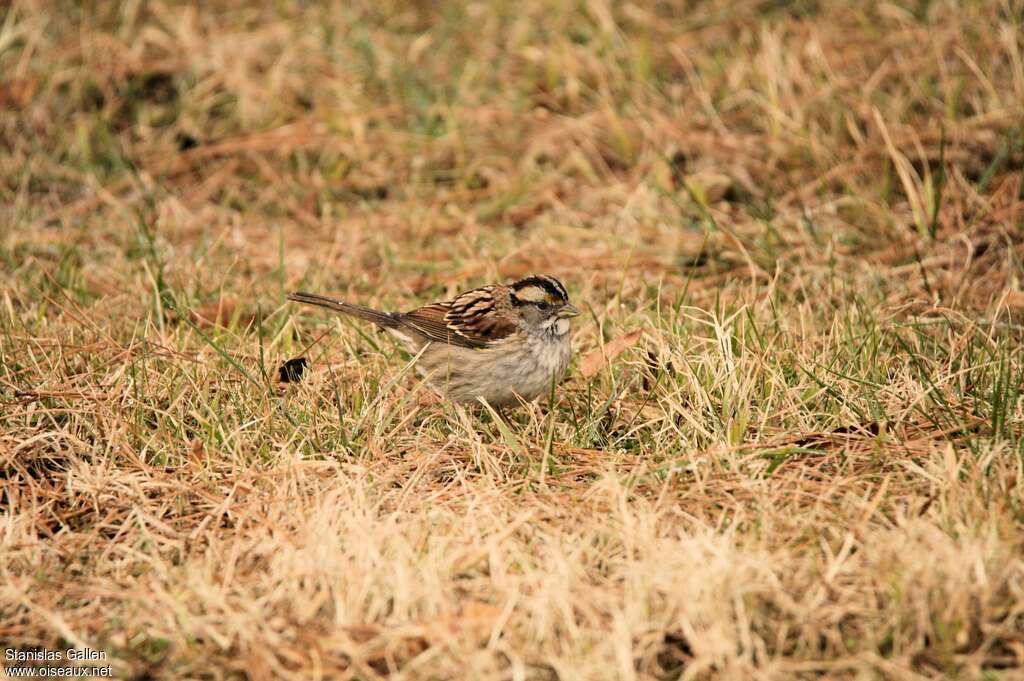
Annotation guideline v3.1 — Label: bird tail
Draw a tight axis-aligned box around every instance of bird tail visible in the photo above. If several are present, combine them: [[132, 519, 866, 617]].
[[287, 291, 400, 329]]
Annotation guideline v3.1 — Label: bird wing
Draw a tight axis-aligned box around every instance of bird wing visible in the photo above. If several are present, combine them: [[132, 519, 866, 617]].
[[400, 287, 516, 349]]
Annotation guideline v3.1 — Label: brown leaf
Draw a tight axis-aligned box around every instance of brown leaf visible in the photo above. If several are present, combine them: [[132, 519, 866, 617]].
[[343, 624, 380, 644], [0, 78, 37, 109], [189, 439, 206, 465], [578, 329, 645, 379], [340, 603, 500, 666], [1005, 290, 1024, 309], [419, 603, 502, 641], [189, 298, 256, 329], [190, 299, 237, 327]]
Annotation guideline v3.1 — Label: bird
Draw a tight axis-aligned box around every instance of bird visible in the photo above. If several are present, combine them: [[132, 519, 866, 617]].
[[288, 275, 579, 408]]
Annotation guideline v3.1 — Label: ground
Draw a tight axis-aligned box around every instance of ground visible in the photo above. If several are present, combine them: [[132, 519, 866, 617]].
[[1, 1, 1023, 679]]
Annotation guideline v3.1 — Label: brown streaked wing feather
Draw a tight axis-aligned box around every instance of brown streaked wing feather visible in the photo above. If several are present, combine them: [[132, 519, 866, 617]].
[[399, 287, 517, 348], [446, 287, 517, 345], [399, 303, 484, 349], [449, 309, 516, 344]]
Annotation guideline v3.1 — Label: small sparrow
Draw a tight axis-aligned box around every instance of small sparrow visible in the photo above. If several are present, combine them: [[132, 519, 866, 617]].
[[288, 275, 579, 407]]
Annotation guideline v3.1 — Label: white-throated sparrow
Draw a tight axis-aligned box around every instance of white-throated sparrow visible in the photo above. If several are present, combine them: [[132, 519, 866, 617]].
[[288, 275, 579, 407]]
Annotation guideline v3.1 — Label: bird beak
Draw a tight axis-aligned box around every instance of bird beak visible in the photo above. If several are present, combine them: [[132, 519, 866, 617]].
[[558, 303, 580, 319]]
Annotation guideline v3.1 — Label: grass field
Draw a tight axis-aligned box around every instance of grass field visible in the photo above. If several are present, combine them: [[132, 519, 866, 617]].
[[2, 1, 1024, 679]]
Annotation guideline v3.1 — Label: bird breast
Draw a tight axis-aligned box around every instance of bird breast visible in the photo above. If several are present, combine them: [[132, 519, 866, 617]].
[[413, 332, 572, 406]]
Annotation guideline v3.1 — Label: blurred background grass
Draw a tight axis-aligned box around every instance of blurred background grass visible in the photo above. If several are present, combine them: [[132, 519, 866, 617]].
[[2, 1, 1024, 679]]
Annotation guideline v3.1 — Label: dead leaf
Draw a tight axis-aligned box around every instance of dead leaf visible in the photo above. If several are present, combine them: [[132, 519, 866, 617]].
[[0, 78, 37, 109], [416, 390, 442, 407], [419, 603, 502, 641], [189, 439, 206, 465], [1005, 290, 1024, 309], [343, 624, 380, 644], [190, 298, 236, 327], [579, 329, 645, 379], [188, 298, 256, 329], [340, 603, 500, 666]]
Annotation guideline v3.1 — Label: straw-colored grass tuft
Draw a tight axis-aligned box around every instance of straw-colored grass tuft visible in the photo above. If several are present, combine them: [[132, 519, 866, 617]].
[[2, 1, 1023, 679]]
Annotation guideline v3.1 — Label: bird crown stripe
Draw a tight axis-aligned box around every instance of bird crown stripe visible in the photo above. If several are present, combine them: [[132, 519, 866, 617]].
[[514, 275, 567, 301], [539, 275, 567, 299]]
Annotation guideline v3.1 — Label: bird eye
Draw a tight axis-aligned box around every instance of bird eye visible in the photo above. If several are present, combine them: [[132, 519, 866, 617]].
[[536, 301, 551, 311]]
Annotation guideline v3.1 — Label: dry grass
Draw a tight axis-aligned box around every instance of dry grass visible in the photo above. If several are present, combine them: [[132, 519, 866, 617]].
[[2, 0, 1024, 679]]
